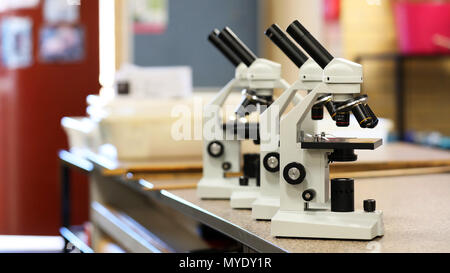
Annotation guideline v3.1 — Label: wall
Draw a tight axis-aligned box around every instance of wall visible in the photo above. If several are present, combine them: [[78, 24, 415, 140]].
[[0, 1, 99, 235], [132, 0, 260, 87], [261, 0, 324, 84], [341, 0, 450, 136]]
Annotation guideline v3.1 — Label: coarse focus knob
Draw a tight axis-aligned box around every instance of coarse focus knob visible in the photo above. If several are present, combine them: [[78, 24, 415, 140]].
[[263, 152, 280, 173], [207, 141, 224, 157], [364, 199, 376, 212], [283, 162, 306, 185]]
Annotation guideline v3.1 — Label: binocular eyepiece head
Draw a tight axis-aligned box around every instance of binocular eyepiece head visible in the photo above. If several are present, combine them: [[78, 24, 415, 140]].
[[208, 29, 242, 67], [265, 23, 308, 68], [208, 27, 258, 67], [312, 95, 379, 129]]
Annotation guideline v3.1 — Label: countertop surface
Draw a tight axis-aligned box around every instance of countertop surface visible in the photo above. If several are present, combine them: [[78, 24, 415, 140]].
[[61, 143, 450, 252], [169, 173, 450, 253], [349, 142, 450, 162], [89, 143, 450, 175]]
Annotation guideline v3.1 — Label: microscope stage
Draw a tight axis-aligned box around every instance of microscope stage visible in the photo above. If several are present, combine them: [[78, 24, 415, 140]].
[[301, 138, 382, 150]]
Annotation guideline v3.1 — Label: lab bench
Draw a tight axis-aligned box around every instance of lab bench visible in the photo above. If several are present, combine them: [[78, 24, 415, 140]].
[[59, 143, 450, 253]]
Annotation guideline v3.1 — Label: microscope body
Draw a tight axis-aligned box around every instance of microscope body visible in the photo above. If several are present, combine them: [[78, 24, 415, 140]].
[[229, 58, 290, 208], [197, 63, 248, 199], [271, 58, 385, 240], [197, 59, 290, 203], [252, 58, 322, 220]]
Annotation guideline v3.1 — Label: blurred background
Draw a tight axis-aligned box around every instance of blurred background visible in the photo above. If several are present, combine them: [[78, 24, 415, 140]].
[[0, 0, 449, 251]]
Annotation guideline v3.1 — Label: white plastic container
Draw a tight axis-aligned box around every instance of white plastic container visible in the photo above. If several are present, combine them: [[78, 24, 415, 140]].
[[89, 92, 259, 161], [98, 114, 202, 160], [61, 117, 102, 154]]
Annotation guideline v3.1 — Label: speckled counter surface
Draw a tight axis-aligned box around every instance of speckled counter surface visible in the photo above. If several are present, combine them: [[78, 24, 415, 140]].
[[352, 143, 450, 162], [169, 173, 450, 253]]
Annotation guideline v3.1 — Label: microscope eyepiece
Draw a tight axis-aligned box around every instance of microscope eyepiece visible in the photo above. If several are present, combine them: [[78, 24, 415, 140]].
[[265, 24, 308, 68], [208, 29, 242, 67], [286, 20, 334, 69], [219, 27, 257, 67]]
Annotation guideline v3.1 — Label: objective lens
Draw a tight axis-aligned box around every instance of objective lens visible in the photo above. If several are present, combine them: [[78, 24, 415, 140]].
[[335, 111, 350, 127], [312, 95, 335, 120], [352, 104, 372, 128], [364, 104, 379, 128], [311, 105, 324, 120], [324, 100, 336, 120]]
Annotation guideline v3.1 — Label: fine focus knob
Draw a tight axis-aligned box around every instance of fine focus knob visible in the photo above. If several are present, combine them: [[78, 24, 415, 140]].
[[302, 189, 315, 202], [222, 162, 231, 171], [207, 141, 224, 157], [364, 199, 376, 212], [239, 176, 249, 186]]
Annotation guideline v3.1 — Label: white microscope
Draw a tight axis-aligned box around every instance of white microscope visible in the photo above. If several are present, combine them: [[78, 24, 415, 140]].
[[197, 27, 290, 210], [271, 20, 384, 240], [253, 24, 332, 220]]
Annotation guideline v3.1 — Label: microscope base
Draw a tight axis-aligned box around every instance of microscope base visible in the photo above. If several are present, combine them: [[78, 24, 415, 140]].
[[251, 196, 279, 220], [230, 187, 259, 209], [271, 210, 384, 240], [197, 177, 239, 199]]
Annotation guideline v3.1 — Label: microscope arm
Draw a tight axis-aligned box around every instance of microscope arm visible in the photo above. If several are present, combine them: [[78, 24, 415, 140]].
[[280, 83, 330, 146], [208, 78, 239, 107], [260, 84, 302, 150], [276, 78, 301, 105], [203, 78, 248, 132]]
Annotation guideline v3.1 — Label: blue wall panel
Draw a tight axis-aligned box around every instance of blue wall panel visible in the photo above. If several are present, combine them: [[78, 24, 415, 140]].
[[133, 0, 259, 87]]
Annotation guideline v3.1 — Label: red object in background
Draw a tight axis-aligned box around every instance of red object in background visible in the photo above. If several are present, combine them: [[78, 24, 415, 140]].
[[0, 2, 99, 235], [324, 0, 340, 22], [394, 2, 450, 55]]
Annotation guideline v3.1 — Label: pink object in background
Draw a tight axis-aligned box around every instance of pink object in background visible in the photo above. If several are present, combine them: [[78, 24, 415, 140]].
[[394, 1, 450, 55], [324, 0, 340, 22]]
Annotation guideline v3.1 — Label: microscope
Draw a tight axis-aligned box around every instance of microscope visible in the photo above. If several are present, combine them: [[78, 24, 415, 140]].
[[271, 20, 384, 240], [197, 27, 290, 210], [252, 24, 328, 220]]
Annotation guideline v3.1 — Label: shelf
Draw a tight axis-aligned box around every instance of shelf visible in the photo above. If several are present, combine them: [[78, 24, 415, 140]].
[[90, 201, 173, 253], [59, 226, 94, 253]]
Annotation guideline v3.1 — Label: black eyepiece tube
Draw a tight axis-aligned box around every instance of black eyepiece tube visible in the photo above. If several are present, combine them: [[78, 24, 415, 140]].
[[265, 24, 308, 68], [218, 27, 257, 67], [286, 20, 334, 69], [208, 29, 242, 67]]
